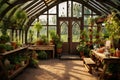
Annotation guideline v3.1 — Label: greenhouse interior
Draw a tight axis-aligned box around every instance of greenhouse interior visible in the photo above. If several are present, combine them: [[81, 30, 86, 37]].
[[0, 0, 120, 80]]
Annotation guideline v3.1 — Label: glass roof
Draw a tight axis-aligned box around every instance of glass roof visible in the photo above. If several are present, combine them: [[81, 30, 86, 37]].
[[0, 0, 120, 28]]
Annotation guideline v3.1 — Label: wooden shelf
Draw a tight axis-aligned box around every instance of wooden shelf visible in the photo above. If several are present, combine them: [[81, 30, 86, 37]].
[[8, 60, 29, 79], [0, 46, 29, 79], [0, 46, 28, 56]]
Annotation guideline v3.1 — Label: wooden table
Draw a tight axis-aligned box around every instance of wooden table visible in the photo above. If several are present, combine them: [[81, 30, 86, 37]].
[[28, 45, 55, 58], [90, 50, 120, 80]]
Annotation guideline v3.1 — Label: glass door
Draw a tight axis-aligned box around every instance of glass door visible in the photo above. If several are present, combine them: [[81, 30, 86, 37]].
[[58, 17, 81, 54]]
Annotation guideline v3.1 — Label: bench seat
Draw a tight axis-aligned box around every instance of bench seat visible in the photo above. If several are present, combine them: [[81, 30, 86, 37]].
[[83, 58, 96, 74]]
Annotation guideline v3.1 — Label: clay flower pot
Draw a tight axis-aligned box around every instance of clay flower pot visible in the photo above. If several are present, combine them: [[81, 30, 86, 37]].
[[115, 49, 120, 57]]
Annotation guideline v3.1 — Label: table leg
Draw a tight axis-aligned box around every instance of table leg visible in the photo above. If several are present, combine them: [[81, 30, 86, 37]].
[[98, 63, 109, 80]]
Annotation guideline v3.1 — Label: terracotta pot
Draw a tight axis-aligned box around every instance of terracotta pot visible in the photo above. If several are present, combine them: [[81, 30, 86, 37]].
[[57, 48, 62, 54], [80, 52, 84, 56], [8, 70, 14, 75], [36, 40, 44, 45], [0, 49, 6, 53], [49, 40, 54, 45], [97, 47, 105, 53], [11, 42, 17, 49], [14, 64, 20, 70], [115, 49, 120, 57]]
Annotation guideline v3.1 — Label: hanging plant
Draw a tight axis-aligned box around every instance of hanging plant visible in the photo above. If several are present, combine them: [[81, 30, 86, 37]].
[[12, 9, 27, 29], [34, 21, 42, 31]]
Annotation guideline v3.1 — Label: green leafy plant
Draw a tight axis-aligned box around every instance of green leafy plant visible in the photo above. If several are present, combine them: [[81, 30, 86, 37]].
[[0, 44, 6, 49], [76, 41, 86, 52], [88, 17, 95, 26], [84, 46, 90, 57], [34, 21, 42, 37], [37, 51, 48, 59], [30, 58, 39, 68], [105, 10, 120, 48], [56, 40, 63, 48], [40, 35, 48, 45], [5, 44, 13, 51], [0, 34, 10, 43]]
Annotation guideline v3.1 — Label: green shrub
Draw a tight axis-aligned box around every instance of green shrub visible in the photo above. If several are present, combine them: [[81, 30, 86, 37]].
[[30, 58, 39, 68], [0, 34, 10, 43], [5, 44, 13, 51], [0, 44, 6, 49], [37, 51, 47, 59]]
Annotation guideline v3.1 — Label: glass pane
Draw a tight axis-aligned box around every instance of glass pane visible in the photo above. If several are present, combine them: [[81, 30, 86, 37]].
[[40, 26, 47, 36], [48, 15, 56, 25], [84, 15, 91, 25], [84, 7, 91, 14], [49, 6, 56, 14], [72, 21, 80, 42], [39, 15, 47, 25], [73, 2, 82, 18], [43, 11, 47, 14], [59, 2, 67, 17], [60, 21, 68, 42]]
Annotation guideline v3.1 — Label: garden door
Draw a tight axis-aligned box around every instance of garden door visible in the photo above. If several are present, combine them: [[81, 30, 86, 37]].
[[58, 17, 81, 55]]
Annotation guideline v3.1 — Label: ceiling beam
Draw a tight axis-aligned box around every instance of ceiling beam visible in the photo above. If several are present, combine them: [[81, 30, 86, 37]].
[[74, 0, 101, 15], [27, 2, 46, 16], [25, 0, 43, 12], [0, 0, 30, 20], [89, 1, 108, 15]]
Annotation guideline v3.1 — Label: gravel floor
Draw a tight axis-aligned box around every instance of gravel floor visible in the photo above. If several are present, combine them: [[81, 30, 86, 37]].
[[14, 59, 98, 80]]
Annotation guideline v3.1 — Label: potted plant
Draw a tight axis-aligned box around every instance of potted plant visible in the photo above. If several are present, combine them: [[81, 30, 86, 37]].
[[105, 10, 120, 49], [8, 64, 15, 75], [0, 44, 6, 53], [84, 46, 91, 57], [80, 29, 88, 40], [76, 41, 86, 59], [5, 44, 13, 51], [49, 30, 59, 45], [49, 30, 56, 44], [110, 48, 115, 56], [56, 40, 63, 54], [0, 34, 10, 43], [33, 21, 43, 38], [30, 58, 39, 68], [37, 51, 48, 60], [40, 35, 48, 45]]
